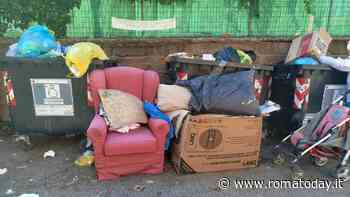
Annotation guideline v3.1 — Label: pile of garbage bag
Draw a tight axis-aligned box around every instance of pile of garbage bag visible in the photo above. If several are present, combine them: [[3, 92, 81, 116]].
[[176, 71, 260, 115], [5, 25, 109, 78]]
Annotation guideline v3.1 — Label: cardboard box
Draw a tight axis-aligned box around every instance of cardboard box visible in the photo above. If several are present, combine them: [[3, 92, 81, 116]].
[[285, 28, 332, 63], [172, 114, 262, 174]]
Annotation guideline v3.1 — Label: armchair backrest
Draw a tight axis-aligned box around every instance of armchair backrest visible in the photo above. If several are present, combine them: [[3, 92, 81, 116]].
[[89, 66, 159, 111]]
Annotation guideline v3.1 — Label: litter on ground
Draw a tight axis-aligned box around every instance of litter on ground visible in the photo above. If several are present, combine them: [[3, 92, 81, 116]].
[[43, 150, 55, 159], [0, 168, 8, 175]]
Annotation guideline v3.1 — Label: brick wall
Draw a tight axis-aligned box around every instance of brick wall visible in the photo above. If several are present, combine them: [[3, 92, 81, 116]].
[[1, 38, 349, 80]]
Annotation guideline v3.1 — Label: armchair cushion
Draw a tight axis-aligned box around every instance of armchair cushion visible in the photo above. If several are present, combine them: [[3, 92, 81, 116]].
[[104, 127, 157, 156]]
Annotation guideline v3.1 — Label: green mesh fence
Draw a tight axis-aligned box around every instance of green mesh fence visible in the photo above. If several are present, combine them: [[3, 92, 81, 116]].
[[67, 0, 350, 38]]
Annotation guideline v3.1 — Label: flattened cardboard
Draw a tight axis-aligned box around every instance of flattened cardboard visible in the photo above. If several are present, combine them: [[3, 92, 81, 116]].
[[172, 114, 262, 174]]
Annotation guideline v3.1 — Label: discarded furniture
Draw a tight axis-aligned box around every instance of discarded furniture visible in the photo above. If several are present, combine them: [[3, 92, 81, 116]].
[[87, 66, 169, 180]]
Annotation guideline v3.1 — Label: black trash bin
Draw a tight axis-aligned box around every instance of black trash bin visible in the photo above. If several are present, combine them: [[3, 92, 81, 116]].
[[269, 63, 347, 135], [0, 57, 116, 136]]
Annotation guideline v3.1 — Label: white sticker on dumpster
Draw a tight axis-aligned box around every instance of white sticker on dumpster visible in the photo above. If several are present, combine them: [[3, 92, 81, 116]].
[[30, 79, 74, 116]]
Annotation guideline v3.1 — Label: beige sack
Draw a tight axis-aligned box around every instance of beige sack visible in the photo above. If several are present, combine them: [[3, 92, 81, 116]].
[[157, 84, 191, 112], [99, 89, 147, 130]]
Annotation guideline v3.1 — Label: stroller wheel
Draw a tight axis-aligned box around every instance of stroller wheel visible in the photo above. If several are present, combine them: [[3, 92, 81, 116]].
[[291, 165, 304, 180], [272, 153, 286, 166], [335, 166, 350, 182], [291, 170, 304, 180], [314, 157, 328, 167]]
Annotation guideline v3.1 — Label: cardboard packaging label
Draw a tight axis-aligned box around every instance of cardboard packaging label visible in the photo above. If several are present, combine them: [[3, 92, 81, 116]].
[[172, 114, 262, 174]]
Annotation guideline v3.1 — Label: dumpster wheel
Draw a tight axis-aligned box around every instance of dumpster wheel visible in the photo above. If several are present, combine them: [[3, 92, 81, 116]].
[[290, 164, 304, 180]]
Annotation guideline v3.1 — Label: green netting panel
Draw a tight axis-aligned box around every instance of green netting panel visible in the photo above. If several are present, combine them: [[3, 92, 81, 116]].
[[326, 0, 350, 36], [67, 0, 137, 38], [67, 0, 95, 38], [141, 0, 191, 37], [141, 0, 249, 37], [250, 0, 308, 37], [66, 0, 350, 38], [311, 0, 331, 32], [105, 0, 137, 37]]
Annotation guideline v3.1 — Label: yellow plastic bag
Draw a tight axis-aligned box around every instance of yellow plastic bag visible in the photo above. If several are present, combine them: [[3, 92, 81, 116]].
[[64, 42, 109, 78]]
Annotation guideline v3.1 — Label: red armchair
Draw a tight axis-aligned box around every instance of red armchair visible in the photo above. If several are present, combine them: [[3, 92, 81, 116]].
[[87, 66, 169, 181]]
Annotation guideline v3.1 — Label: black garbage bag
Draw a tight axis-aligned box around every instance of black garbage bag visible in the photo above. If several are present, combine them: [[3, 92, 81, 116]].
[[176, 70, 260, 115]]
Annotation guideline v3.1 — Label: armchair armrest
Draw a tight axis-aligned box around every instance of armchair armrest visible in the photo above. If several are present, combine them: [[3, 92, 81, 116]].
[[148, 118, 169, 150], [87, 114, 108, 154]]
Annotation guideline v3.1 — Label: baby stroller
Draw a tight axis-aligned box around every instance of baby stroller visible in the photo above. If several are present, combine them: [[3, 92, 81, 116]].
[[273, 90, 350, 181]]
